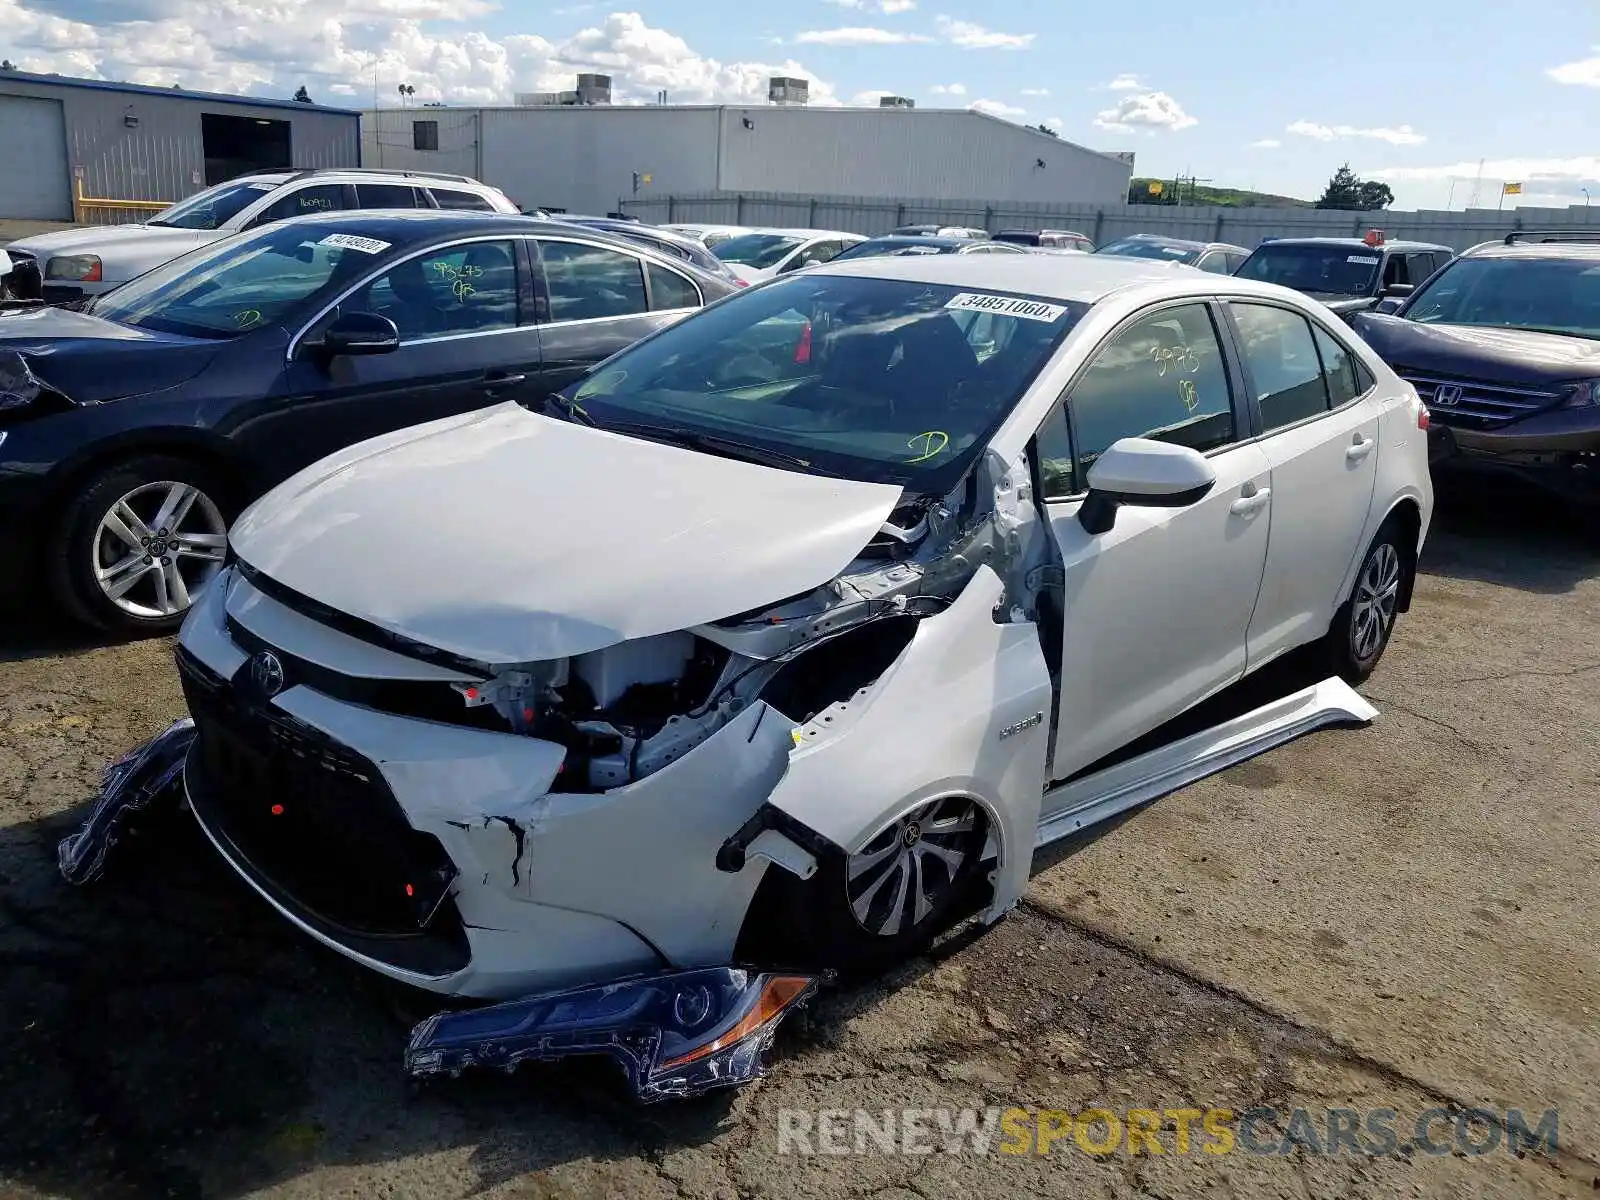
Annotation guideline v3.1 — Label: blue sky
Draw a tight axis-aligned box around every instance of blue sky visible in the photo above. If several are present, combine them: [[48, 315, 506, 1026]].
[[5, 0, 1600, 210]]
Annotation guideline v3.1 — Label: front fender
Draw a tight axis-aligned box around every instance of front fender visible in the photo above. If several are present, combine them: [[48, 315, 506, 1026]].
[[762, 565, 1052, 922]]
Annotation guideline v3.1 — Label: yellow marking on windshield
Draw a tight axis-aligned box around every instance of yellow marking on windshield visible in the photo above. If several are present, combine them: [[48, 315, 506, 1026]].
[[906, 430, 950, 463], [431, 260, 484, 302], [233, 309, 263, 329], [1178, 378, 1199, 413]]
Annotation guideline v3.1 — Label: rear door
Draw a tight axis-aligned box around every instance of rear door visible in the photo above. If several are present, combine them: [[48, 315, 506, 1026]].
[[245, 235, 539, 482], [531, 235, 693, 394], [1226, 300, 1382, 666]]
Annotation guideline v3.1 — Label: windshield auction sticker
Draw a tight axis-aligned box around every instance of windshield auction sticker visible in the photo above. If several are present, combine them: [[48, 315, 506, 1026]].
[[1346, 255, 1381, 265], [945, 292, 1067, 322], [318, 233, 392, 254]]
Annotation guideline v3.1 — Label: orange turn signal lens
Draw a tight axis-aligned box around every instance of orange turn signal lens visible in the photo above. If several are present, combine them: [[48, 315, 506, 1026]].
[[658, 975, 812, 1069]]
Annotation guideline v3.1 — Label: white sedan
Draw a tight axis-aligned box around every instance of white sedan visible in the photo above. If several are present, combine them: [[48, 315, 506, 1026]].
[[712, 228, 868, 283], [86, 253, 1432, 1007]]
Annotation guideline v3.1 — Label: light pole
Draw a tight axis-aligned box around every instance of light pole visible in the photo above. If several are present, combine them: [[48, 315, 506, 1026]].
[[1584, 187, 1591, 208]]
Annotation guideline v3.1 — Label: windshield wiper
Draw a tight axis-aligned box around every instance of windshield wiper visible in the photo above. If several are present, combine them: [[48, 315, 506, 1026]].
[[539, 391, 597, 426], [600, 421, 836, 476]]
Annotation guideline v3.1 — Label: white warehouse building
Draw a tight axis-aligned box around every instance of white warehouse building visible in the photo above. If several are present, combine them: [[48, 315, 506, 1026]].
[[361, 86, 1133, 224]]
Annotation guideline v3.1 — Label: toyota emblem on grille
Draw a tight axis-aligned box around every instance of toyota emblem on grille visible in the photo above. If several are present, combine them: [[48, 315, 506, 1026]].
[[1433, 383, 1463, 407], [249, 651, 286, 697]]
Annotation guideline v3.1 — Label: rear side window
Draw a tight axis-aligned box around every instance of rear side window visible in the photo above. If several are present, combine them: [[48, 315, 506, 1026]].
[[356, 183, 422, 209], [540, 240, 647, 321], [647, 262, 701, 311], [252, 184, 345, 226], [1231, 303, 1330, 430], [429, 188, 496, 212]]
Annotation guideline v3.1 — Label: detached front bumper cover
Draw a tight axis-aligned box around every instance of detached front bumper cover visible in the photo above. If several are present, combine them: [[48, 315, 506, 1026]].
[[58, 718, 195, 885], [406, 967, 823, 1102]]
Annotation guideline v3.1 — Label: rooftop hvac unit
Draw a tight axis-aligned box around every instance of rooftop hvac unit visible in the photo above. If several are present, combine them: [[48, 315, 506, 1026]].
[[768, 76, 809, 106], [575, 73, 612, 105], [878, 95, 914, 108]]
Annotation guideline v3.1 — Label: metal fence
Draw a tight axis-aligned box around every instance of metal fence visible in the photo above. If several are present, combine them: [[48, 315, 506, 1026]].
[[618, 190, 1600, 252]]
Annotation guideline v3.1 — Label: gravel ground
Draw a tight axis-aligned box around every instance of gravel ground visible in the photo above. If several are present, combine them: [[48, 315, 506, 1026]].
[[0, 476, 1595, 1200]]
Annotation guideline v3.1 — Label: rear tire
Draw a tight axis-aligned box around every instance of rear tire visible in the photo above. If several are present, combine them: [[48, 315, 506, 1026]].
[[51, 455, 235, 638], [1324, 516, 1409, 684], [740, 797, 989, 978]]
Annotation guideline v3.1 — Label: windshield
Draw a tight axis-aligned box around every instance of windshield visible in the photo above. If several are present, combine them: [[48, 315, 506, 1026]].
[[1235, 244, 1380, 296], [713, 233, 806, 269], [560, 274, 1088, 490], [147, 179, 277, 230], [1096, 237, 1200, 263], [834, 239, 952, 260], [1402, 256, 1600, 339], [91, 220, 383, 338]]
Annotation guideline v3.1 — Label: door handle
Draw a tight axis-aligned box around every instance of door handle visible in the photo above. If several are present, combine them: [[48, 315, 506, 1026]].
[[1346, 433, 1375, 462], [1229, 485, 1271, 516], [481, 372, 528, 394]]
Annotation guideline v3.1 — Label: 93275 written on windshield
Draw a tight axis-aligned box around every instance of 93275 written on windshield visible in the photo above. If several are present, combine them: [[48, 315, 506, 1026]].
[[569, 275, 1089, 489]]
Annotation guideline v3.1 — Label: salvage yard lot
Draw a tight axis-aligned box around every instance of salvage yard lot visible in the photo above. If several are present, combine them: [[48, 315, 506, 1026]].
[[0, 479, 1595, 1200]]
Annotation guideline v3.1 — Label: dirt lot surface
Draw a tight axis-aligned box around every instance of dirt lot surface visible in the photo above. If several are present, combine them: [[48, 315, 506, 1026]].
[[1, 479, 1595, 1200]]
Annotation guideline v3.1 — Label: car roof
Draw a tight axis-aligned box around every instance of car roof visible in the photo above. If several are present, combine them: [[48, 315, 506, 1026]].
[[232, 169, 495, 190], [266, 210, 701, 262], [1254, 236, 1453, 253], [855, 235, 977, 250], [815, 247, 1269, 303], [1461, 234, 1600, 260]]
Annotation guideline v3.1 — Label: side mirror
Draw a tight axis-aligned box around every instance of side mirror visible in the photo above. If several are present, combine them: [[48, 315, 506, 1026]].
[[1078, 438, 1217, 535], [316, 311, 400, 357], [1373, 296, 1405, 316], [1380, 282, 1415, 299]]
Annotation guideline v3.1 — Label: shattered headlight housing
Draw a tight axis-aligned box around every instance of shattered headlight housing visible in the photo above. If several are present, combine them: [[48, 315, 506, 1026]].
[[45, 254, 101, 282], [406, 968, 821, 1102], [1559, 380, 1600, 409]]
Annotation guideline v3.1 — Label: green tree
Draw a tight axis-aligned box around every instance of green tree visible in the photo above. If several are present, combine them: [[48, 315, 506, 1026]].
[[1316, 163, 1393, 211], [1031, 123, 1059, 138], [293, 85, 313, 103]]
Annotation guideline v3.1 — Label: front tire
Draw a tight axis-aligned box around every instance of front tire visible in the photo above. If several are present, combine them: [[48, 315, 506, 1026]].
[[51, 455, 234, 637], [1325, 517, 1409, 683], [741, 797, 989, 977]]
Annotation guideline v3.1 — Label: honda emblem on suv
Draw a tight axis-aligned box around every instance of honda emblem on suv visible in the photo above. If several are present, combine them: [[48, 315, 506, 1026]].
[[249, 651, 286, 697], [1433, 383, 1463, 407]]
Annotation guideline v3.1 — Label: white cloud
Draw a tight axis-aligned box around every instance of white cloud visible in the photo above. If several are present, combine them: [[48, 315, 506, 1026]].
[[1020, 86, 1048, 96], [1041, 115, 1063, 130], [1285, 119, 1425, 146], [0, 6, 843, 107], [929, 81, 966, 95], [968, 97, 1023, 118], [1547, 50, 1600, 86], [1249, 138, 1281, 149], [934, 16, 1034, 49], [795, 25, 930, 45], [1370, 156, 1600, 190], [1103, 73, 1142, 90], [849, 88, 894, 106], [1093, 91, 1196, 134], [825, 0, 917, 10]]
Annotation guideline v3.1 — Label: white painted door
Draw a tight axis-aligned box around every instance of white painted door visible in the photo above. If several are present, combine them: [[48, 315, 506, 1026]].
[[1228, 302, 1382, 666], [1036, 300, 1274, 787], [0, 95, 72, 221]]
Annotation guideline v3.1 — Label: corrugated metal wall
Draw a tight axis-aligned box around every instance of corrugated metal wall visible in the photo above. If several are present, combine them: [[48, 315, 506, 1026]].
[[714, 108, 1130, 207], [363, 107, 480, 180], [0, 78, 359, 223], [619, 189, 1600, 250]]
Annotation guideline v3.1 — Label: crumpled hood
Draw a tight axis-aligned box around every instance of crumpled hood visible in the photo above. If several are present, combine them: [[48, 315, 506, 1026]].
[[0, 306, 222, 403], [1351, 313, 1600, 386], [228, 403, 905, 665]]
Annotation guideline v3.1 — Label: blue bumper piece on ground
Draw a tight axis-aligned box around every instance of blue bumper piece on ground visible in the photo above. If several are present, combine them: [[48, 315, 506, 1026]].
[[58, 718, 196, 885], [406, 967, 823, 1102]]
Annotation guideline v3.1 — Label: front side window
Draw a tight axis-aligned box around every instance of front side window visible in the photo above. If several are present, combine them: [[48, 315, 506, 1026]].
[[1231, 303, 1329, 430], [1062, 303, 1236, 493], [91, 221, 381, 338], [338, 240, 519, 341], [714, 234, 806, 270], [566, 275, 1087, 491], [147, 179, 279, 230], [540, 240, 647, 321], [1401, 255, 1600, 338], [1234, 244, 1381, 296], [252, 184, 346, 227]]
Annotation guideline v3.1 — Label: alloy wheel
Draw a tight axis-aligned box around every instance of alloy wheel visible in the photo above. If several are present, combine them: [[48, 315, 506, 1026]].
[[1351, 541, 1401, 662], [92, 480, 227, 619], [846, 797, 980, 937]]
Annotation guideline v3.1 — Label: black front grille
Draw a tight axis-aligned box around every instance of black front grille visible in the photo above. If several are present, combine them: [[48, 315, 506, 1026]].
[[3, 253, 42, 301], [1400, 370, 1562, 430], [177, 646, 469, 973]]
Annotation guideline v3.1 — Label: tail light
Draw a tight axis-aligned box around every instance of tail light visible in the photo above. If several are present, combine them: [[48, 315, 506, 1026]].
[[1417, 405, 1430, 431]]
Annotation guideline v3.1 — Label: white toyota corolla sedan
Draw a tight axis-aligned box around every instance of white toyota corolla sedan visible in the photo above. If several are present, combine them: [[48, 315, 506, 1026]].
[[156, 252, 1432, 1001]]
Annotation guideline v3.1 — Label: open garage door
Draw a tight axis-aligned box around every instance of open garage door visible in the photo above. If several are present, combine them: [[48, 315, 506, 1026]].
[[201, 113, 292, 186], [0, 95, 72, 220]]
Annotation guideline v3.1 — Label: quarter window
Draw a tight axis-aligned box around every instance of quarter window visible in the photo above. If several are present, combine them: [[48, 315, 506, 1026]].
[[355, 183, 421, 209], [1311, 324, 1367, 407], [252, 184, 345, 226], [540, 240, 648, 321], [341, 240, 519, 341], [429, 188, 496, 212], [1060, 303, 1236, 493], [1231, 303, 1330, 430], [647, 261, 701, 311]]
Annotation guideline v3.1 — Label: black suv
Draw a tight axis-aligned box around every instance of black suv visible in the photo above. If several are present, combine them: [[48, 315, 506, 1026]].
[[1234, 234, 1454, 320], [1350, 232, 1600, 498]]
